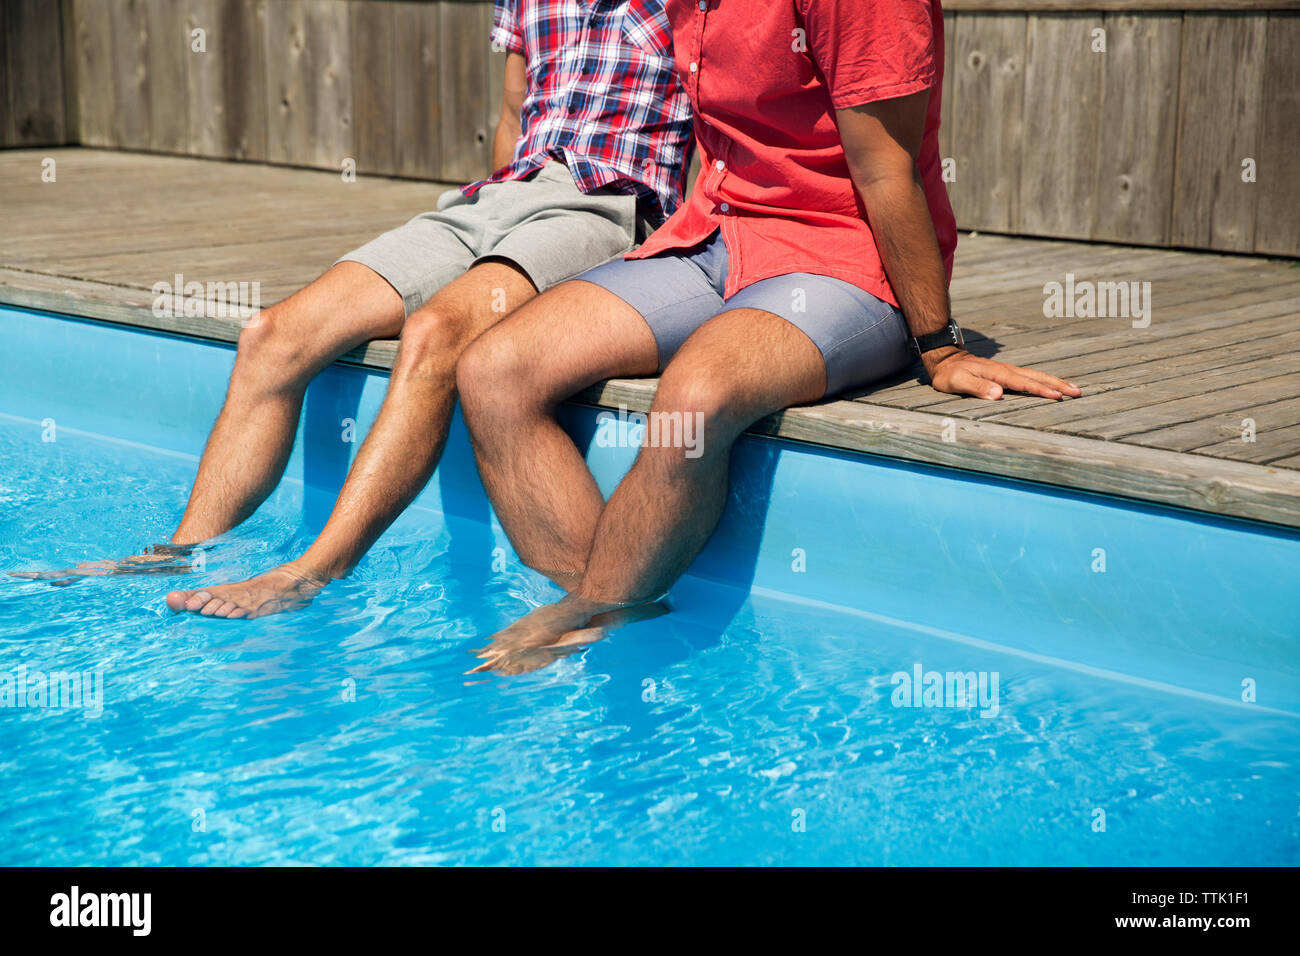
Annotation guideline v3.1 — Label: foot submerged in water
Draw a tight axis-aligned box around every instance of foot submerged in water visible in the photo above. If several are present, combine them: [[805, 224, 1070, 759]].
[[9, 543, 200, 586], [165, 563, 329, 619], [468, 594, 670, 675]]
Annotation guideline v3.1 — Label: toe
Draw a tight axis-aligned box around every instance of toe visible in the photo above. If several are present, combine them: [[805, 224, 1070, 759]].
[[185, 590, 213, 612], [165, 590, 193, 611], [198, 597, 224, 616], [213, 600, 240, 618]]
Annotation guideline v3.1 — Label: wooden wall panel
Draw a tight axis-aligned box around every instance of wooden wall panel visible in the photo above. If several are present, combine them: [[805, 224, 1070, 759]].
[[0, 2, 12, 146], [144, 0, 189, 153], [264, 0, 351, 169], [949, 13, 1026, 232], [185, 0, 267, 160], [1019, 13, 1105, 238], [350, 0, 395, 174], [1170, 13, 1267, 251], [3, 0, 68, 146], [1091, 13, 1181, 244], [68, 0, 116, 148], [392, 1, 441, 179], [108, 0, 152, 148], [1253, 13, 1300, 255], [436, 1, 493, 183]]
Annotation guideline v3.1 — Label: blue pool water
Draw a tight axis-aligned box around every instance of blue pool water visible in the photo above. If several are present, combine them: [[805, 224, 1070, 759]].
[[1, 305, 1297, 865]]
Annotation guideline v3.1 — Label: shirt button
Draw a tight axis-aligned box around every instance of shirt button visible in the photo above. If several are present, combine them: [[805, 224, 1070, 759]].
[[715, 160, 725, 172], [698, 1, 707, 9], [689, 62, 698, 73], [720, 202, 730, 213]]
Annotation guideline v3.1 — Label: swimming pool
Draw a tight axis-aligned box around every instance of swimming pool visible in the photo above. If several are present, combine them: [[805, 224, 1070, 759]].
[[1, 303, 1297, 865]]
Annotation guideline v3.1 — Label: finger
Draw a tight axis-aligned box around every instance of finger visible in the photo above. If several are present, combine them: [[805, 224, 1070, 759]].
[[993, 364, 1076, 398], [988, 368, 1062, 399], [1003, 364, 1080, 396], [946, 367, 1002, 400]]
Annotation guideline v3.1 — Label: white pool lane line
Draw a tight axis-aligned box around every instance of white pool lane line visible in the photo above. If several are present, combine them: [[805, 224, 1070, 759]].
[[750, 585, 1300, 719]]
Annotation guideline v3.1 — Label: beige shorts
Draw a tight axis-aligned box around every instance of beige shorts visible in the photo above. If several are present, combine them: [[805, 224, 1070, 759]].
[[338, 161, 641, 316]]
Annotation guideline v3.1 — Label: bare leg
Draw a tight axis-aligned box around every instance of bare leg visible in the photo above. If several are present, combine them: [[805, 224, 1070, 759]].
[[173, 261, 405, 545], [10, 262, 403, 585], [166, 260, 538, 618], [456, 280, 660, 588], [469, 308, 826, 673]]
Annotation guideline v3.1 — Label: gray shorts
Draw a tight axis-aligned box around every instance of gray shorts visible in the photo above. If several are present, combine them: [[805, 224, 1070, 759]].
[[339, 161, 640, 316], [576, 231, 913, 398]]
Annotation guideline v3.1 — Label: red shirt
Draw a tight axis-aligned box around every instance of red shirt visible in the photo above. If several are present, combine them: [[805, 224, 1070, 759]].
[[629, 0, 957, 308]]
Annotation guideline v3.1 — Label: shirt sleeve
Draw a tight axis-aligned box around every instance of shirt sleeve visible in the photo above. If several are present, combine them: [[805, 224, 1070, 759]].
[[799, 0, 937, 110], [491, 0, 525, 56]]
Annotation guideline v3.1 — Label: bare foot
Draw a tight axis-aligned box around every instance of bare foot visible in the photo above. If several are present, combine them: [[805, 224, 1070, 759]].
[[165, 563, 329, 619], [10, 544, 199, 586], [468, 594, 670, 674]]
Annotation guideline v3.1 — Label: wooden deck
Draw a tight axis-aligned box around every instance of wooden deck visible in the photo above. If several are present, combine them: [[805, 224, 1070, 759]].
[[2, 148, 1298, 527]]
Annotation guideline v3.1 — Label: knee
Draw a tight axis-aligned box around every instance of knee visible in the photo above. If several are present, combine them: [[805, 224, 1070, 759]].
[[456, 326, 534, 414], [394, 306, 466, 380], [639, 370, 745, 466], [233, 305, 306, 386], [653, 365, 743, 433]]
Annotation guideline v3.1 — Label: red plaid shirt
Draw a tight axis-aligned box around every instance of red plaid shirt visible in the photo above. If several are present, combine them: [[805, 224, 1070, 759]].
[[463, 0, 694, 224]]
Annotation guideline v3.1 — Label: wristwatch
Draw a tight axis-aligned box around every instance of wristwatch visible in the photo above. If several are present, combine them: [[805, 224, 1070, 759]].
[[910, 319, 964, 357]]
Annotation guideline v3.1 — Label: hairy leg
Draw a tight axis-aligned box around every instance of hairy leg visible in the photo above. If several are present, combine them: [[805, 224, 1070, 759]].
[[172, 261, 405, 546], [456, 280, 659, 588], [473, 308, 826, 672], [166, 260, 537, 618], [10, 262, 404, 585]]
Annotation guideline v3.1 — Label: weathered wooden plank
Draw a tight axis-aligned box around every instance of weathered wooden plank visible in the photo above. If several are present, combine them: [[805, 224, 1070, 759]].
[[912, 322, 1300, 420], [68, 0, 117, 148], [939, 10, 957, 164], [1019, 13, 1104, 238], [988, 352, 1297, 430], [144, 0, 188, 153], [1170, 13, 1267, 251], [1091, 13, 1180, 244], [392, 0, 441, 179], [486, 18, 508, 171], [1059, 372, 1300, 441], [1140, 396, 1300, 455], [109, 0, 153, 148], [350, 0, 395, 175], [1253, 12, 1300, 256], [59, 0, 80, 143], [264, 0, 352, 169], [1191, 412, 1300, 463], [3, 0, 68, 146], [0, 0, 11, 147], [188, 0, 268, 160], [436, 0, 492, 183], [948, 13, 1025, 231]]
